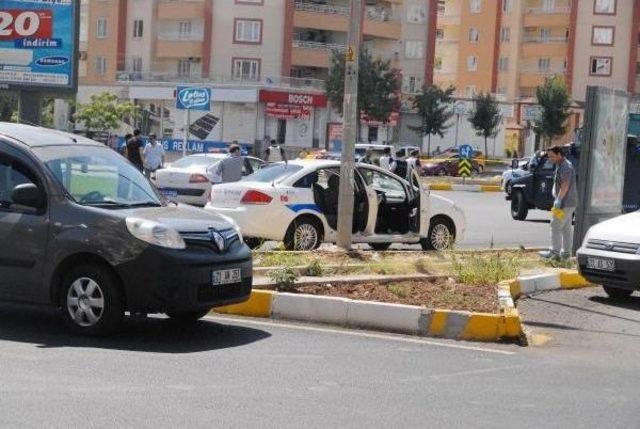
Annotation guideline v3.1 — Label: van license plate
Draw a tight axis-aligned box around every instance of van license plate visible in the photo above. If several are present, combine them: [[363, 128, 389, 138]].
[[212, 269, 241, 285], [586, 257, 616, 272], [159, 189, 178, 198]]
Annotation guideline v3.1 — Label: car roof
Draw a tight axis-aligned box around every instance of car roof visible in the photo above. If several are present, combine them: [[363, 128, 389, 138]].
[[186, 153, 227, 158], [355, 144, 392, 150], [0, 122, 103, 148]]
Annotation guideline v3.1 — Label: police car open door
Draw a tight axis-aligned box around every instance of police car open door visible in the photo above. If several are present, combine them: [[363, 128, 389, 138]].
[[409, 170, 429, 237]]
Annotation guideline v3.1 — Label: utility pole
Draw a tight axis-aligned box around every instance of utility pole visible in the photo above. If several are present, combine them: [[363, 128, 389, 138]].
[[336, 0, 362, 250]]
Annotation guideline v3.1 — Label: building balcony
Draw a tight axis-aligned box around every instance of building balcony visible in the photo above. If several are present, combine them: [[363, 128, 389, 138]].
[[293, 2, 401, 40], [525, 6, 570, 14], [522, 35, 568, 44], [521, 42, 567, 57], [524, 10, 570, 27], [157, 0, 206, 20], [436, 37, 459, 44], [519, 70, 566, 87], [156, 40, 203, 58], [437, 14, 461, 25], [292, 40, 346, 68], [114, 70, 325, 91]]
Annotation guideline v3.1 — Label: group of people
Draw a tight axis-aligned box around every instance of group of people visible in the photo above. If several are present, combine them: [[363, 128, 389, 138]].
[[122, 130, 165, 178], [361, 147, 422, 181]]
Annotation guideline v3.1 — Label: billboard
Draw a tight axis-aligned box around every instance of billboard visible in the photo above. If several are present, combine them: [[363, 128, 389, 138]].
[[0, 0, 79, 91], [176, 86, 211, 111], [574, 86, 629, 252]]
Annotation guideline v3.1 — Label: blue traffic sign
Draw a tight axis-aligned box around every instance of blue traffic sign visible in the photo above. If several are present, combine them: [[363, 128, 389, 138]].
[[459, 144, 474, 159], [176, 86, 211, 111]]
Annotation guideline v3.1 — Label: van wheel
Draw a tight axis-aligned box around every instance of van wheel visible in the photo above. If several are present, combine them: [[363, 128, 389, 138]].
[[60, 264, 124, 336], [603, 286, 633, 299], [166, 309, 211, 324], [284, 217, 322, 251], [369, 243, 392, 251], [511, 191, 529, 220], [505, 181, 513, 195], [421, 217, 454, 251]]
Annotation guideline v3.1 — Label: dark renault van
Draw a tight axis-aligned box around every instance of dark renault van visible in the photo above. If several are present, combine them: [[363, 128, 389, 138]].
[[0, 123, 252, 335]]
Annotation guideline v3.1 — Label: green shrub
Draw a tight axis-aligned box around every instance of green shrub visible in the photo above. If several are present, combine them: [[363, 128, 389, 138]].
[[452, 253, 521, 285], [387, 284, 409, 298], [303, 259, 325, 277], [268, 266, 299, 291]]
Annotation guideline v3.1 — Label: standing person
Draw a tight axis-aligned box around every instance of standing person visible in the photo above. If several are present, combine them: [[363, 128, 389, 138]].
[[539, 146, 578, 260], [142, 134, 165, 179], [360, 148, 374, 164], [379, 147, 394, 171], [125, 129, 144, 171], [264, 139, 287, 164], [393, 150, 408, 179], [119, 133, 132, 157], [406, 149, 421, 179], [216, 144, 245, 183]]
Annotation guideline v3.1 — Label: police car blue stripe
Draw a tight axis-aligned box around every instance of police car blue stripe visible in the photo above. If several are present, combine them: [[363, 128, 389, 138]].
[[286, 204, 322, 213]]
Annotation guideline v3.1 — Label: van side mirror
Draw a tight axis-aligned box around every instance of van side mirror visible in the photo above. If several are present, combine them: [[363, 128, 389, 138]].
[[11, 183, 43, 209], [511, 159, 518, 169]]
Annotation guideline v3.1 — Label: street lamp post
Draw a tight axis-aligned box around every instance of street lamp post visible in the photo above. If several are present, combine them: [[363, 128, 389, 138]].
[[336, 0, 363, 250]]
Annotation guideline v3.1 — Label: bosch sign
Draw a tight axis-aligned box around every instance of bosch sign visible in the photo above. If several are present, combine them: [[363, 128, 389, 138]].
[[259, 90, 327, 107], [176, 86, 211, 111]]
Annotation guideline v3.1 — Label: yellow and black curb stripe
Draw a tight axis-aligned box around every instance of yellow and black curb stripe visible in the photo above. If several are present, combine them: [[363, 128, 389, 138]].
[[429, 184, 502, 193], [212, 270, 593, 344]]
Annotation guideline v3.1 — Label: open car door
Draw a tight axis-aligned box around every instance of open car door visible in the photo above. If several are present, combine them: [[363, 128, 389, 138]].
[[409, 169, 429, 236]]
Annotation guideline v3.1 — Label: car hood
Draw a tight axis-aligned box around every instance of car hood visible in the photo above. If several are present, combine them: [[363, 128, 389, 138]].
[[118, 203, 235, 232], [587, 212, 640, 244]]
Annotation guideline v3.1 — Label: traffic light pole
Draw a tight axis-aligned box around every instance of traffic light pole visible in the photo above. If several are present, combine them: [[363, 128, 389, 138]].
[[336, 0, 362, 250]]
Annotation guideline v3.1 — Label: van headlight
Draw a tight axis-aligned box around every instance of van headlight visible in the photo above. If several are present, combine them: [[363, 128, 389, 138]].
[[126, 218, 186, 249]]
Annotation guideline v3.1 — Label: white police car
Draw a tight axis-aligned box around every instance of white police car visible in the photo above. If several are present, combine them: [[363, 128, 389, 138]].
[[205, 160, 465, 251]]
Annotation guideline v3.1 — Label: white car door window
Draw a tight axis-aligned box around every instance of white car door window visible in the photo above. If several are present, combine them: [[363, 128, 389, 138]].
[[360, 168, 407, 203]]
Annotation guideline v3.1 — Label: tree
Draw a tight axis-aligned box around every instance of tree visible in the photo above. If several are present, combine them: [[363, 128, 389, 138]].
[[468, 92, 502, 158], [74, 92, 139, 134], [535, 76, 571, 148], [0, 93, 18, 122], [326, 49, 400, 140], [411, 85, 455, 156]]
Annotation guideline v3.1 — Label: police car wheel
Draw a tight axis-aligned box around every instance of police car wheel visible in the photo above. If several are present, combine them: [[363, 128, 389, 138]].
[[505, 181, 513, 195], [421, 218, 454, 251], [284, 217, 322, 251]]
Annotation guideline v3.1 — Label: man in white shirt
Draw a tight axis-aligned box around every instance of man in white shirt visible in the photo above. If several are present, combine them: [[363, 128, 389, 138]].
[[379, 147, 394, 171], [143, 134, 165, 178]]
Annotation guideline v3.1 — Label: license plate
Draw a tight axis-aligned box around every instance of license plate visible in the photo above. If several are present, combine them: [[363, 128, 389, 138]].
[[586, 257, 616, 272], [212, 268, 242, 286], [159, 189, 178, 198]]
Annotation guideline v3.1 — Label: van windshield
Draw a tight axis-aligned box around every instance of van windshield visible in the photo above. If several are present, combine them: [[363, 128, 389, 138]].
[[36, 146, 162, 208]]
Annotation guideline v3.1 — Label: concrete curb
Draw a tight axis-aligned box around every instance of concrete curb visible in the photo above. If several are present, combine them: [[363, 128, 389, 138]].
[[212, 270, 592, 344], [253, 273, 440, 289], [429, 183, 502, 193]]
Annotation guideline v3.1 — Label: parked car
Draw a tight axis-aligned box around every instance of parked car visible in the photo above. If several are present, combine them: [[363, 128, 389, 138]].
[[431, 147, 486, 171], [0, 123, 252, 335], [421, 156, 482, 177], [354, 144, 393, 165], [501, 157, 531, 195], [205, 159, 466, 251], [577, 212, 640, 299], [153, 153, 264, 206]]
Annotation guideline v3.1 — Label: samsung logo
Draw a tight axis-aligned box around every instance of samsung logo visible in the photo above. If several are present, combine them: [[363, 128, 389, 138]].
[[36, 56, 69, 67]]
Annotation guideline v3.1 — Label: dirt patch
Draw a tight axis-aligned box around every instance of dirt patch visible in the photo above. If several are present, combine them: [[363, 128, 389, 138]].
[[294, 278, 498, 313]]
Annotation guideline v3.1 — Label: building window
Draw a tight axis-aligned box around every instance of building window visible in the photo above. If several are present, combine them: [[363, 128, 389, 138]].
[[232, 58, 261, 81], [590, 56, 612, 76], [178, 21, 192, 40], [437, 0, 445, 15], [499, 57, 509, 72], [500, 27, 510, 42], [542, 0, 556, 11], [132, 57, 142, 73], [407, 2, 426, 23], [133, 19, 143, 38], [636, 61, 640, 75], [235, 0, 264, 4], [467, 56, 478, 71], [592, 26, 614, 46], [469, 27, 479, 43], [470, 0, 482, 14], [540, 27, 551, 42], [95, 56, 107, 75], [538, 58, 551, 72], [594, 0, 616, 15], [503, 0, 512, 13], [178, 59, 192, 77], [403, 75, 423, 93], [405, 40, 425, 59], [465, 86, 477, 98], [96, 18, 107, 38], [234, 19, 262, 44], [436, 28, 444, 40]]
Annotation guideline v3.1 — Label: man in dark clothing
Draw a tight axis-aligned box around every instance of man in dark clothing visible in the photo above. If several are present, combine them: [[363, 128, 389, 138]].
[[393, 150, 408, 179], [126, 129, 144, 171], [264, 139, 287, 164]]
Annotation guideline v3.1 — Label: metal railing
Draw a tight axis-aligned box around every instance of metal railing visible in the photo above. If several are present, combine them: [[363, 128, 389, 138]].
[[115, 71, 326, 91], [294, 1, 398, 22], [292, 40, 347, 52], [157, 33, 204, 42], [520, 67, 566, 74], [523, 35, 568, 43]]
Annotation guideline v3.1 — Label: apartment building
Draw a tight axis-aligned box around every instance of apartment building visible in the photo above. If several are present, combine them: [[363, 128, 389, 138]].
[[75, 0, 436, 150]]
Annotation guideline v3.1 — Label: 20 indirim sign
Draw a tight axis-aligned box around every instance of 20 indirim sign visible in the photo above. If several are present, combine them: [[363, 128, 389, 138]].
[[0, 0, 79, 91]]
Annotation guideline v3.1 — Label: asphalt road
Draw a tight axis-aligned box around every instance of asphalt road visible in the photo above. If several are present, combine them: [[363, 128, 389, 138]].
[[1, 290, 639, 428]]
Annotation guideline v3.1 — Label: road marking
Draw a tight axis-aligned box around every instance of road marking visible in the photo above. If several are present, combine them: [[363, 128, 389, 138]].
[[204, 315, 517, 355]]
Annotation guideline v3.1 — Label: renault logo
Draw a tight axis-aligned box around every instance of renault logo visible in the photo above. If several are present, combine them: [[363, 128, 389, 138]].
[[604, 242, 614, 250], [209, 228, 225, 252]]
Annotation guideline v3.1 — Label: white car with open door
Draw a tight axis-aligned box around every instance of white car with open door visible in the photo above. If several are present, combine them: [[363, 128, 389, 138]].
[[204, 160, 465, 251], [153, 154, 264, 206]]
